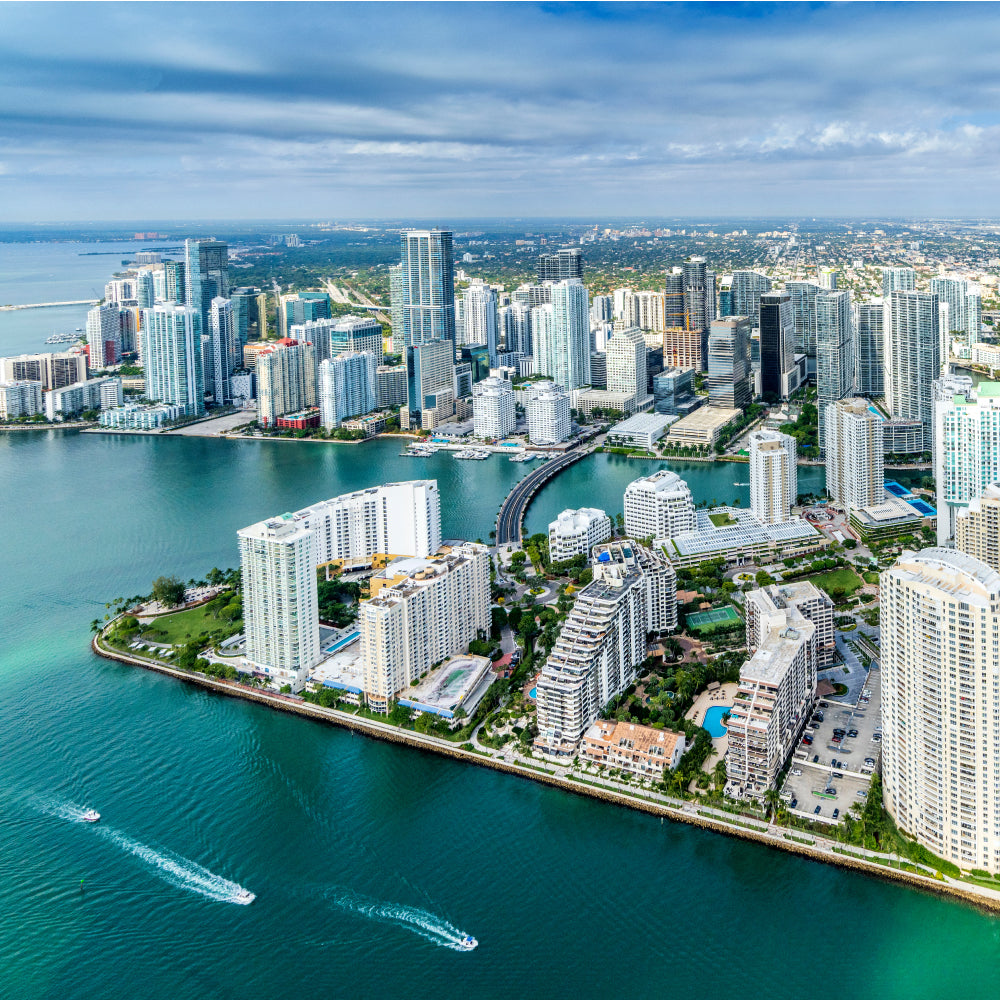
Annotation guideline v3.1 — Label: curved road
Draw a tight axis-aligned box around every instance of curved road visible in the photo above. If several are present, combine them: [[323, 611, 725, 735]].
[[496, 449, 589, 546]]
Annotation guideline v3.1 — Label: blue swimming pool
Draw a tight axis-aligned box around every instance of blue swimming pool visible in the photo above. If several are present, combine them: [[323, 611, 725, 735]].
[[324, 630, 360, 654], [529, 687, 537, 699], [702, 705, 731, 738]]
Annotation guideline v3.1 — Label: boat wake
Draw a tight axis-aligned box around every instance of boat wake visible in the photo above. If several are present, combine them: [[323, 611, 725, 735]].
[[324, 888, 475, 951], [98, 828, 255, 905], [37, 798, 100, 824]]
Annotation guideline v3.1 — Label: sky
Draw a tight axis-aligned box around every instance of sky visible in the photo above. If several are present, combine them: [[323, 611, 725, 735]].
[[2, 1, 1000, 221]]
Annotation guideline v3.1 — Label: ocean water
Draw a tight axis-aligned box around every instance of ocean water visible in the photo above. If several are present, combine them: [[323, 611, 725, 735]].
[[1, 242, 997, 1000]]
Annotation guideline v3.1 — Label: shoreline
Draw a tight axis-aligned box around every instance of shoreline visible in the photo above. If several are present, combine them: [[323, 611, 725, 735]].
[[93, 634, 1000, 915]]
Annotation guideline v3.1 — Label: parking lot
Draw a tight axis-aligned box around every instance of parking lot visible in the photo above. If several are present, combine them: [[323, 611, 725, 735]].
[[781, 667, 882, 824]]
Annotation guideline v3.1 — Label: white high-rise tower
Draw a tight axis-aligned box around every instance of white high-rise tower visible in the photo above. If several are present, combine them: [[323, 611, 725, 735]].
[[825, 398, 884, 511], [749, 429, 797, 524]]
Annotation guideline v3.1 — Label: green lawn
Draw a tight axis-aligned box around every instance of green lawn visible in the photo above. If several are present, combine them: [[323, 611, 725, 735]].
[[708, 511, 737, 527], [142, 601, 240, 644], [806, 568, 864, 596]]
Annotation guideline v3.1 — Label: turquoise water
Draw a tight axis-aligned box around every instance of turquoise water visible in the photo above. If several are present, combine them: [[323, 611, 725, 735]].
[[529, 687, 537, 699], [703, 705, 731, 738], [3, 242, 1000, 999]]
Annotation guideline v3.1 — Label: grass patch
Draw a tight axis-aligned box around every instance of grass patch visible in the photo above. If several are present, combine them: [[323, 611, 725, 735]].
[[708, 511, 737, 528], [840, 622, 857, 631], [142, 602, 240, 644], [806, 567, 865, 596]]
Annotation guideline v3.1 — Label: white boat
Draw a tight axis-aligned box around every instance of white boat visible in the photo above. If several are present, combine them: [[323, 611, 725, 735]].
[[457, 935, 477, 951], [233, 889, 256, 905], [81, 809, 101, 823]]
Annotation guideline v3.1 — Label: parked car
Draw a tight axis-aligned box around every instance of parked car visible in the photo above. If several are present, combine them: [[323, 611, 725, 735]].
[[790, 798, 798, 809], [848, 729, 859, 738], [791, 768, 803, 776], [856, 790, 868, 798], [833, 808, 840, 819], [814, 805, 822, 815], [813, 755, 820, 763]]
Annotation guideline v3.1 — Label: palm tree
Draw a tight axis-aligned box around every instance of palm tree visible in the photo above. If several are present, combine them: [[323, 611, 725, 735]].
[[764, 788, 782, 822]]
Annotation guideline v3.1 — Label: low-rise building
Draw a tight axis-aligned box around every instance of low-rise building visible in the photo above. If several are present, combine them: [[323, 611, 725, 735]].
[[98, 402, 184, 429], [45, 376, 124, 420], [548, 507, 612, 562], [606, 412, 677, 450], [581, 719, 686, 779], [0, 380, 43, 419], [849, 495, 928, 541], [665, 405, 740, 447]]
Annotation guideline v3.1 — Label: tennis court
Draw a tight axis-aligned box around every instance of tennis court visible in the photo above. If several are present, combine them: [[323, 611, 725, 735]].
[[686, 605, 741, 630]]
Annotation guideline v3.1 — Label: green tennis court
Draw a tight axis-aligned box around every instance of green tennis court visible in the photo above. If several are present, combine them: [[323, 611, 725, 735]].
[[686, 605, 741, 629]]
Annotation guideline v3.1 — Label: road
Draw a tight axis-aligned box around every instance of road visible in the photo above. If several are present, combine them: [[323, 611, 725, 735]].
[[495, 449, 589, 546]]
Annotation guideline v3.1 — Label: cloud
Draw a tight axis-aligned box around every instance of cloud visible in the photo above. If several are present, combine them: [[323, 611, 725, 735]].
[[1, 1, 999, 218]]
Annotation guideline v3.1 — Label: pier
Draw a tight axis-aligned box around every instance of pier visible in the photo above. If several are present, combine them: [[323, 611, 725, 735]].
[[0, 299, 99, 311], [496, 448, 589, 546]]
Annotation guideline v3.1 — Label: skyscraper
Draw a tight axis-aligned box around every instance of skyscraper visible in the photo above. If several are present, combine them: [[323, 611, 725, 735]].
[[462, 280, 499, 364], [759, 291, 795, 400], [881, 266, 916, 298], [933, 376, 1000, 544], [663, 268, 686, 329], [135, 269, 155, 310], [532, 280, 590, 389], [392, 229, 456, 349], [537, 247, 583, 282], [785, 281, 821, 357], [855, 300, 884, 396], [184, 239, 229, 337], [141, 303, 204, 416], [815, 290, 854, 453], [405, 338, 456, 423], [208, 297, 236, 405], [729, 270, 772, 325], [707, 316, 751, 409], [500, 301, 532, 356], [231, 286, 267, 344], [163, 260, 186, 304], [291, 316, 382, 365], [605, 326, 648, 404], [881, 548, 1000, 873], [749, 429, 797, 524], [825, 398, 884, 511], [317, 351, 377, 430], [256, 340, 318, 427], [884, 290, 940, 451], [238, 514, 321, 693], [931, 277, 982, 344], [86, 304, 121, 371], [682, 256, 712, 341]]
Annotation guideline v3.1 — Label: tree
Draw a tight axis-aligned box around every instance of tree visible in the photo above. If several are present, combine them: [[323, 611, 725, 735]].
[[755, 570, 774, 586], [151, 575, 186, 607], [764, 788, 782, 821]]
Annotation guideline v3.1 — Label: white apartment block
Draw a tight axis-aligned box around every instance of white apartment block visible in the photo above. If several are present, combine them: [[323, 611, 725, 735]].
[[534, 541, 677, 756], [317, 351, 377, 430], [726, 598, 817, 799], [745, 580, 836, 668], [238, 513, 322, 693], [525, 380, 571, 444], [44, 376, 123, 420], [1, 352, 87, 392], [87, 304, 122, 371], [955, 484, 1000, 572], [624, 469, 696, 540], [881, 548, 1000, 873], [472, 375, 515, 439], [360, 543, 490, 712], [548, 507, 612, 562], [141, 303, 205, 416], [256, 340, 318, 426], [825, 397, 885, 511], [934, 377, 1000, 544], [749, 429, 797, 524], [606, 325, 648, 404], [0, 380, 43, 419]]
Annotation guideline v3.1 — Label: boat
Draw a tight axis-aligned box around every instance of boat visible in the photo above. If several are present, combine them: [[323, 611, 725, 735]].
[[233, 889, 256, 905], [81, 809, 101, 823], [457, 935, 477, 951], [455, 448, 489, 460]]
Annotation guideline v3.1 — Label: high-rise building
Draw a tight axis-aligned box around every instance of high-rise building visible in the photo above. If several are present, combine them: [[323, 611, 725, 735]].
[[392, 229, 456, 349], [360, 543, 490, 712], [624, 469, 696, 539], [749, 429, 797, 524], [955, 484, 1000, 572], [934, 377, 1000, 544], [745, 580, 836, 668], [141, 303, 205, 416], [104, 278, 135, 305], [537, 248, 583, 282], [405, 338, 455, 423], [759, 291, 796, 400], [238, 514, 321, 693], [184, 239, 229, 337], [291, 315, 382, 365], [294, 480, 441, 565], [231, 287, 268, 344], [605, 326, 648, 404], [207, 297, 236, 405], [135, 269, 155, 310], [590, 294, 613, 324], [163, 260, 186, 304], [86, 304, 121, 371], [612, 287, 639, 327], [525, 380, 571, 445], [653, 367, 699, 417], [815, 290, 854, 452], [500, 302, 532, 357], [663, 268, 686, 329], [548, 508, 612, 563], [0, 352, 87, 392], [462, 281, 499, 364], [317, 351, 377, 430], [729, 271, 772, 325], [931, 277, 982, 344], [44, 376, 123, 420], [472, 375, 515, 439], [818, 267, 838, 290], [0, 380, 43, 419], [634, 291, 666, 333], [534, 541, 677, 755], [532, 280, 590, 389], [707, 316, 751, 409], [881, 266, 916, 298], [256, 339, 317, 427], [855, 300, 885, 397], [825, 398, 884, 511], [279, 292, 330, 339], [884, 290, 940, 451], [376, 364, 408, 410], [785, 281, 821, 357], [662, 326, 705, 371], [881, 548, 1000, 873]]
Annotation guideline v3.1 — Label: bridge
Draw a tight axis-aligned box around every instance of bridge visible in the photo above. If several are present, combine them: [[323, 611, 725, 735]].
[[496, 448, 589, 547], [0, 299, 99, 312]]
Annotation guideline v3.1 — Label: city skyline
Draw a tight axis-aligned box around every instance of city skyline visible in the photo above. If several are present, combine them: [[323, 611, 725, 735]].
[[3, 3, 1000, 220]]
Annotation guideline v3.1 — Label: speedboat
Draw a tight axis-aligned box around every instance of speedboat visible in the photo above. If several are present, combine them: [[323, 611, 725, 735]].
[[233, 889, 256, 905], [457, 935, 477, 951], [81, 809, 100, 823]]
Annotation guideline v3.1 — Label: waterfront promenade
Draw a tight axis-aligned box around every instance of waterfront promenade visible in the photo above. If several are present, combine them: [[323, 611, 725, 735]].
[[92, 632, 1000, 914]]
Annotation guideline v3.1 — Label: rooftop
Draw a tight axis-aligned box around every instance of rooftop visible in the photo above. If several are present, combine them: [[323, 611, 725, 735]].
[[661, 507, 821, 557], [583, 719, 683, 756], [741, 619, 815, 685], [608, 412, 676, 434]]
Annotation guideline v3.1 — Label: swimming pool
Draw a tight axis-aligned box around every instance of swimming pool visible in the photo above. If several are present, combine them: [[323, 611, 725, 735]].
[[529, 687, 537, 699], [324, 630, 360, 654], [702, 705, 731, 738]]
